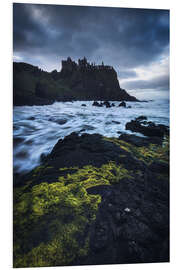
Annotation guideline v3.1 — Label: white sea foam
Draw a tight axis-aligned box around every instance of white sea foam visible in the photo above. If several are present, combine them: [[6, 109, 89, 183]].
[[13, 99, 169, 173]]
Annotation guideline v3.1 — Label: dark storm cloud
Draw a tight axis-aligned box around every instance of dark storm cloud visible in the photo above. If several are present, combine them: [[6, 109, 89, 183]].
[[13, 3, 169, 95], [118, 70, 137, 79], [122, 74, 169, 91]]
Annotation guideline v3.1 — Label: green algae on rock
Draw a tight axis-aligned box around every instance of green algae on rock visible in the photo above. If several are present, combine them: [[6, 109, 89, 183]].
[[13, 133, 169, 267], [14, 180, 101, 267]]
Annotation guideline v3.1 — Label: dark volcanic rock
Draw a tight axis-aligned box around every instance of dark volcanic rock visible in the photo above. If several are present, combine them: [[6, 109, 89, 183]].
[[148, 160, 169, 175], [81, 104, 86, 107], [27, 116, 35, 120], [103, 101, 111, 108], [119, 134, 162, 147], [112, 120, 121, 124], [85, 175, 169, 264], [92, 101, 103, 107], [47, 133, 143, 172], [126, 117, 169, 137], [119, 101, 126, 107], [13, 137, 24, 147], [92, 101, 113, 108], [56, 119, 67, 125], [48, 117, 67, 125], [14, 131, 169, 265], [136, 116, 147, 121]]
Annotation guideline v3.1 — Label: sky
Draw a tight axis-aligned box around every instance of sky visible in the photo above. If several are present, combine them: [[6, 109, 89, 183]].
[[13, 3, 169, 100]]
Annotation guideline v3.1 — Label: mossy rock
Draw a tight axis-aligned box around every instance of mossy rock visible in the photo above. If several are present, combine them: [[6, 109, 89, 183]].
[[13, 133, 169, 267]]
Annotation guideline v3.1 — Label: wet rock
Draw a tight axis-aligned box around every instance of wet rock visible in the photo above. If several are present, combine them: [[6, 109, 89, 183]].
[[92, 101, 103, 107], [103, 101, 111, 108], [149, 160, 169, 174], [27, 132, 144, 185], [25, 139, 33, 145], [119, 101, 126, 107], [49, 117, 67, 125], [40, 153, 48, 163], [81, 104, 86, 106], [115, 212, 121, 221], [136, 116, 147, 121], [112, 120, 121, 124], [13, 137, 24, 146], [119, 134, 162, 147], [79, 128, 86, 133], [86, 171, 169, 264], [16, 150, 28, 159], [27, 116, 35, 120], [81, 125, 95, 131], [92, 101, 113, 108], [125, 117, 169, 137], [56, 119, 67, 125]]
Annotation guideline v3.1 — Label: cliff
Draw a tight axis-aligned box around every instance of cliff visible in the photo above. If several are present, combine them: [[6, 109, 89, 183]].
[[13, 57, 138, 106]]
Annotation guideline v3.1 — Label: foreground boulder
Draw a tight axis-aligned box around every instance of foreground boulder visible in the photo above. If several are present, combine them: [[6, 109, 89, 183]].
[[14, 132, 169, 267], [126, 116, 169, 137]]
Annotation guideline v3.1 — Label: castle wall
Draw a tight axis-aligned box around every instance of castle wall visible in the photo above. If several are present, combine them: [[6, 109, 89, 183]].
[[61, 57, 113, 72]]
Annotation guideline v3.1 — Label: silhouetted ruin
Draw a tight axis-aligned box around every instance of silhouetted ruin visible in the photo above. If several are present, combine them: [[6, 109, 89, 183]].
[[13, 57, 139, 105], [61, 57, 113, 72]]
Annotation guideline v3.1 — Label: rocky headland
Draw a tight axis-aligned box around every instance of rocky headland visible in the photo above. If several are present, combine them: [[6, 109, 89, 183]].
[[13, 118, 169, 267], [13, 57, 138, 106]]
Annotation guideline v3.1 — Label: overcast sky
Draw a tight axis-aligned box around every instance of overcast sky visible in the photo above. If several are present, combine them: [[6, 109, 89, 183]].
[[13, 3, 169, 100]]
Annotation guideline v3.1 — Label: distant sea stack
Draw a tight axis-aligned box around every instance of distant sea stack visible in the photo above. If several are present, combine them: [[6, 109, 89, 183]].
[[13, 57, 139, 106]]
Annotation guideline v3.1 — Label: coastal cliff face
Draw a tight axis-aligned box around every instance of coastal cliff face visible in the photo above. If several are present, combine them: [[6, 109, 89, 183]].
[[13, 57, 138, 106]]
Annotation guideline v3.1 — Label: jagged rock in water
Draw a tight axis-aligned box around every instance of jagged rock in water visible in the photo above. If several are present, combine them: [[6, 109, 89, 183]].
[[92, 101, 103, 107], [48, 117, 67, 125], [135, 115, 147, 121], [102, 101, 111, 108], [119, 101, 126, 107], [126, 117, 169, 137]]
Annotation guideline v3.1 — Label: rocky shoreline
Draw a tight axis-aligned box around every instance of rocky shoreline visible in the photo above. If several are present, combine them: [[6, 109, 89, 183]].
[[13, 118, 169, 267]]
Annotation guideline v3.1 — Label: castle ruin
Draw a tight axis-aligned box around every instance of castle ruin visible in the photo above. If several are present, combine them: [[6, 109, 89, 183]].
[[61, 57, 113, 72]]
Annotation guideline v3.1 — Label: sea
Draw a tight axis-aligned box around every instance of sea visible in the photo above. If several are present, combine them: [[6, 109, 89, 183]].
[[13, 99, 169, 174]]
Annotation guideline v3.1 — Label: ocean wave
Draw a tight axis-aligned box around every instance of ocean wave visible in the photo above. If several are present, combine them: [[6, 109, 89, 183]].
[[13, 100, 169, 173]]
